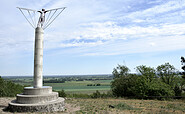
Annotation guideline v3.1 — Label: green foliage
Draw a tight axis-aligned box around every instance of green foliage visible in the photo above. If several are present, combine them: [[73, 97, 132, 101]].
[[173, 76, 185, 96], [112, 64, 130, 78], [91, 90, 101, 98], [111, 74, 137, 97], [147, 80, 175, 97], [136, 65, 156, 82], [111, 64, 137, 97], [87, 83, 101, 86], [156, 63, 177, 87], [111, 64, 177, 98], [58, 89, 67, 97], [134, 66, 174, 98], [0, 76, 23, 97]]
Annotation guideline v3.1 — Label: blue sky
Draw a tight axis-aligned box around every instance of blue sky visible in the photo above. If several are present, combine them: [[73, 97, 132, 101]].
[[0, 0, 185, 76]]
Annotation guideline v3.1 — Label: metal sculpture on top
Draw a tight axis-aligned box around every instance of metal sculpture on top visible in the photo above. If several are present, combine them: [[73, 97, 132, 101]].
[[37, 9, 48, 28], [17, 7, 66, 29]]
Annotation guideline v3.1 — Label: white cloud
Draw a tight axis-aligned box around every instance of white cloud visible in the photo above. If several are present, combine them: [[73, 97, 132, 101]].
[[0, 0, 185, 57], [127, 0, 185, 19], [60, 40, 103, 47]]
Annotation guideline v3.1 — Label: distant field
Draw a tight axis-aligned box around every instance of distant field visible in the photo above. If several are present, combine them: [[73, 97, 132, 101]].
[[44, 80, 112, 94]]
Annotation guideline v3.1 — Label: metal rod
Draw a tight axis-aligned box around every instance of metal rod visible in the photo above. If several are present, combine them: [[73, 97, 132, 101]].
[[46, 7, 66, 12], [43, 9, 58, 29], [44, 8, 66, 29], [45, 10, 52, 27], [18, 8, 35, 28], [17, 7, 36, 12], [34, 11, 36, 27], [28, 10, 36, 28]]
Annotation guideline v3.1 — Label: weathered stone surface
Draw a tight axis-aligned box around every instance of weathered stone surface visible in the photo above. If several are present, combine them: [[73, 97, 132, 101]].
[[8, 97, 65, 112], [23, 86, 52, 95], [16, 92, 58, 104]]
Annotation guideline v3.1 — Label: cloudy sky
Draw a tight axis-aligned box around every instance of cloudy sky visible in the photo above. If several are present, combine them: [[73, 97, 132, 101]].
[[0, 0, 185, 76]]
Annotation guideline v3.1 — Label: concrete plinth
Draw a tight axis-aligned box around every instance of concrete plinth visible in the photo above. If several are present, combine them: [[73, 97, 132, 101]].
[[23, 86, 52, 95], [8, 86, 65, 112], [8, 97, 65, 112]]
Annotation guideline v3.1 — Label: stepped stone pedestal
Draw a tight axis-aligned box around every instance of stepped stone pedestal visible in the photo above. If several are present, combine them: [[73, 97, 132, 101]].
[[8, 86, 65, 112]]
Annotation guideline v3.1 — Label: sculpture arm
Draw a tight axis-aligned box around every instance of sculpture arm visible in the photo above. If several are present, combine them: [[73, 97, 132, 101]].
[[38, 11, 42, 13]]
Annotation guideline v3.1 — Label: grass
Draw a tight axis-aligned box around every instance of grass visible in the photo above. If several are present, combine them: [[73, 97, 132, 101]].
[[114, 103, 140, 110], [65, 98, 185, 113]]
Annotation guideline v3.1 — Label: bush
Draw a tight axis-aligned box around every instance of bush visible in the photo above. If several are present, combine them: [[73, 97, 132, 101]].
[[58, 89, 67, 97], [91, 90, 101, 98], [96, 83, 101, 86]]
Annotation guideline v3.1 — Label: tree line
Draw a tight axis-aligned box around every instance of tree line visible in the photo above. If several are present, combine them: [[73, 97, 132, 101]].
[[111, 62, 185, 99], [0, 76, 23, 97]]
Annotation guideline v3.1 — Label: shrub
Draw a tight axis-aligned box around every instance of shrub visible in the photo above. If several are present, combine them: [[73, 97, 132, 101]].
[[58, 89, 67, 97], [96, 83, 101, 86], [91, 90, 101, 98]]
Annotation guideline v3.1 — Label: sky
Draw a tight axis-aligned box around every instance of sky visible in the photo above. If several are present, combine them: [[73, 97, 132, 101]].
[[0, 0, 185, 76]]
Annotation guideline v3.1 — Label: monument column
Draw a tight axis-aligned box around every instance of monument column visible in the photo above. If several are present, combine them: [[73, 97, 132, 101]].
[[34, 27, 44, 88], [9, 7, 66, 112]]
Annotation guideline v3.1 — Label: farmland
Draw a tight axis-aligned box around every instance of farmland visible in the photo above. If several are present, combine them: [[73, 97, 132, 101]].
[[2, 75, 113, 94], [45, 80, 111, 94]]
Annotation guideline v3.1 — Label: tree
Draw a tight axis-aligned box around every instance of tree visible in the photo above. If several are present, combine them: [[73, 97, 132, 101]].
[[111, 73, 138, 97], [112, 64, 130, 79], [156, 63, 177, 87], [111, 63, 179, 98], [111, 64, 137, 97], [136, 65, 156, 82]]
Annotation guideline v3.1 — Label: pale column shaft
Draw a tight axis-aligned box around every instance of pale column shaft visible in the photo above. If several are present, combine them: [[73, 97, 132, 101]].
[[34, 27, 44, 88]]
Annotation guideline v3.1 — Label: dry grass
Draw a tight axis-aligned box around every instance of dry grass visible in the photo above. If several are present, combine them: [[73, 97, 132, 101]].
[[66, 98, 185, 114]]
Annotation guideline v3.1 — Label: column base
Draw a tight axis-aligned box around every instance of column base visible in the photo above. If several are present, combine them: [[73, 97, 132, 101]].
[[7, 86, 65, 112], [8, 97, 65, 112]]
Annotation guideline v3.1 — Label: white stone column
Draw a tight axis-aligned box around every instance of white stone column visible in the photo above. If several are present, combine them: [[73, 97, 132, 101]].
[[34, 27, 44, 88]]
